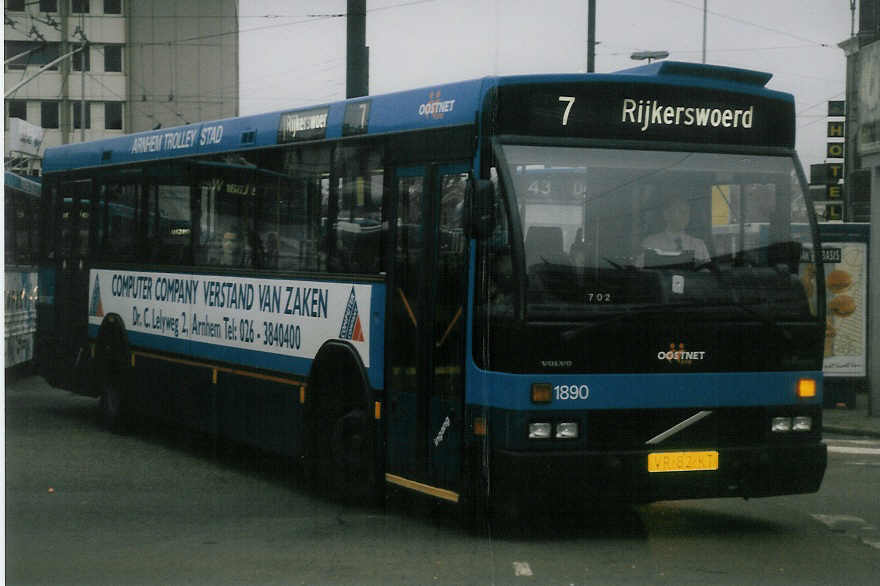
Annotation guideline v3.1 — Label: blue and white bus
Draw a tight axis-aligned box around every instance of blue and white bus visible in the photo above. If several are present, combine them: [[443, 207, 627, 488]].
[[5, 171, 41, 370], [36, 61, 827, 514]]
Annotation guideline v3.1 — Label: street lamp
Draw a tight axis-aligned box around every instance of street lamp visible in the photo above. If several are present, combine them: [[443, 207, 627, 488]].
[[630, 50, 669, 64]]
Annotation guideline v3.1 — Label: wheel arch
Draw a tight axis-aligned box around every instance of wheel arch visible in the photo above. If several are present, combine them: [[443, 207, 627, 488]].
[[308, 340, 374, 403], [95, 313, 131, 379]]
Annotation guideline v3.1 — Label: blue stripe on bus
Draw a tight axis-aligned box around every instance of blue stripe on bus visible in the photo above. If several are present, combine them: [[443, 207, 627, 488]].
[[464, 367, 823, 410]]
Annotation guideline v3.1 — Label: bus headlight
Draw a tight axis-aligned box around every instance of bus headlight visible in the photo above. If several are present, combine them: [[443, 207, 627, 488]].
[[792, 416, 812, 432], [771, 417, 792, 433], [528, 422, 552, 439], [555, 422, 579, 439]]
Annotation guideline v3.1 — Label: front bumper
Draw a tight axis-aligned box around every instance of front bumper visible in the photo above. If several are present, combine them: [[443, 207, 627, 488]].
[[490, 442, 827, 507]]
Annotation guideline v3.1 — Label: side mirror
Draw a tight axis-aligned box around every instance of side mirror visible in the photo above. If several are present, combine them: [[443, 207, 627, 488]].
[[466, 178, 494, 240]]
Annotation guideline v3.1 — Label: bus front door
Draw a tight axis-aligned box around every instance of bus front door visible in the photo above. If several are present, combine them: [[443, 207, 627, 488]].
[[387, 165, 469, 502]]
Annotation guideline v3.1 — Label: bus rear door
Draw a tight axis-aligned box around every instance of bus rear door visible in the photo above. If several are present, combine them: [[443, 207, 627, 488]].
[[50, 178, 94, 390]]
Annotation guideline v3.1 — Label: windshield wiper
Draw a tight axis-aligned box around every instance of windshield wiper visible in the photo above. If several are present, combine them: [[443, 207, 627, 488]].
[[558, 302, 702, 343], [718, 297, 792, 341]]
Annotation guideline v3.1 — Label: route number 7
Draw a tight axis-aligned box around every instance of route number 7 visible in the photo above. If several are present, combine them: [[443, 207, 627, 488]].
[[558, 96, 576, 126]]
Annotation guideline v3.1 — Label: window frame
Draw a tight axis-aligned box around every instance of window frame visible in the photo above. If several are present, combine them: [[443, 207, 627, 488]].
[[104, 102, 123, 130], [41, 101, 60, 129], [103, 0, 121, 14], [73, 102, 92, 130], [103, 44, 123, 73], [8, 100, 28, 121], [72, 45, 90, 72], [71, 0, 90, 14]]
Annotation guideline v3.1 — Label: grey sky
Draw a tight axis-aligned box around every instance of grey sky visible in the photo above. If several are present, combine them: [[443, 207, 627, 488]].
[[239, 0, 851, 169]]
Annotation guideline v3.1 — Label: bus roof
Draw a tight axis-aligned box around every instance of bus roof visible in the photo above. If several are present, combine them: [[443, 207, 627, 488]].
[[42, 61, 792, 173]]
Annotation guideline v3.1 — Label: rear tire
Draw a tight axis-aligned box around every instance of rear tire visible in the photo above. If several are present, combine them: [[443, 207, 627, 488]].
[[99, 374, 128, 433], [94, 316, 131, 432]]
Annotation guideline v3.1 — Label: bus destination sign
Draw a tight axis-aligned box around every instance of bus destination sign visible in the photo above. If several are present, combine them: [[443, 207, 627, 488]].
[[278, 107, 330, 143], [491, 83, 795, 149]]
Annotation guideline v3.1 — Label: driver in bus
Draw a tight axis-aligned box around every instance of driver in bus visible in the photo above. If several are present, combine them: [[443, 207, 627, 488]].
[[640, 194, 710, 265]]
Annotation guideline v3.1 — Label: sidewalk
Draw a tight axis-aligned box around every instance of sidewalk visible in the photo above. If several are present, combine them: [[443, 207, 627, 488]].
[[823, 391, 880, 438]]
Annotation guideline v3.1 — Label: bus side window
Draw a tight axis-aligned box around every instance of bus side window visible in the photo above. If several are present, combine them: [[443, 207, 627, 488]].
[[194, 161, 255, 268], [110, 183, 140, 262], [5, 190, 15, 264], [156, 182, 193, 266], [254, 175, 281, 270], [333, 145, 384, 274], [271, 145, 330, 272]]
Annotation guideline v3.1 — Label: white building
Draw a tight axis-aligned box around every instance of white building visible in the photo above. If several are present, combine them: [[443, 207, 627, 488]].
[[4, 0, 239, 174]]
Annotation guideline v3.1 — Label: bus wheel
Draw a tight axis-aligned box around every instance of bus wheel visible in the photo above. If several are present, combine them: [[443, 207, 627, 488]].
[[99, 374, 127, 433], [324, 403, 381, 505]]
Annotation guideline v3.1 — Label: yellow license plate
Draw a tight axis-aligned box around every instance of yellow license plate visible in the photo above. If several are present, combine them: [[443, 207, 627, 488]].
[[648, 451, 719, 473]]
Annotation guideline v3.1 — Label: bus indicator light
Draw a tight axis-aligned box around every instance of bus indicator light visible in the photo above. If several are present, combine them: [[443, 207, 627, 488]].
[[797, 378, 816, 398], [531, 383, 553, 403]]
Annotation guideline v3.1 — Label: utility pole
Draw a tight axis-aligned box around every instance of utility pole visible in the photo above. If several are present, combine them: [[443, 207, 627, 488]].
[[850, 0, 856, 37], [587, 0, 596, 72], [61, 0, 70, 144], [77, 17, 87, 142], [702, 0, 707, 64], [346, 0, 369, 98]]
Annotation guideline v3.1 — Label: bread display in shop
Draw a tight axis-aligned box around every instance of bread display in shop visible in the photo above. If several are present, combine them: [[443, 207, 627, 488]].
[[826, 269, 852, 294], [828, 294, 856, 317]]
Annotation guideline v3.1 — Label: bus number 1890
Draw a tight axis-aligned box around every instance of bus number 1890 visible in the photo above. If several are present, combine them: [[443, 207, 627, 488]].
[[554, 384, 590, 400]]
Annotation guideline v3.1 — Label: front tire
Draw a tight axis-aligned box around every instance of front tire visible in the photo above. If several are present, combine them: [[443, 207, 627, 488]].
[[328, 406, 380, 504], [307, 355, 382, 506]]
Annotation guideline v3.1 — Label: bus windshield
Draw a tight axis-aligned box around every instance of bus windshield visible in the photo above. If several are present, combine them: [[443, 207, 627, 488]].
[[491, 144, 818, 321]]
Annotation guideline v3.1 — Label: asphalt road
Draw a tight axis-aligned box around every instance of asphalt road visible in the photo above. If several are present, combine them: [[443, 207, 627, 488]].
[[5, 375, 880, 585]]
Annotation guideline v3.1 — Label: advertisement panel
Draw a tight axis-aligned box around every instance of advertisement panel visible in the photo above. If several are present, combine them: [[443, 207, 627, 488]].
[[4, 270, 39, 368], [87, 269, 375, 373], [822, 240, 868, 377]]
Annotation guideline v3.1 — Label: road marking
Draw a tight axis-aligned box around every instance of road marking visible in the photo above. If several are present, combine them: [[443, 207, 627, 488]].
[[827, 446, 880, 456], [513, 562, 533, 577], [811, 514, 875, 532], [827, 439, 880, 445]]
